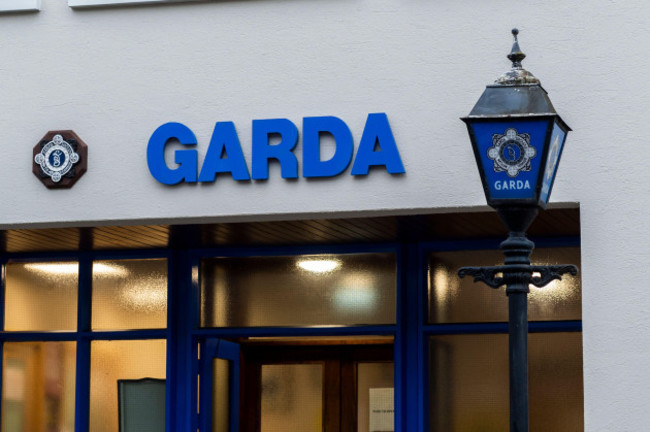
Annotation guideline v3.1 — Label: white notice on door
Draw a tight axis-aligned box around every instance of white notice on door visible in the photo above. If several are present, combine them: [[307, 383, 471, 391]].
[[369, 387, 394, 432]]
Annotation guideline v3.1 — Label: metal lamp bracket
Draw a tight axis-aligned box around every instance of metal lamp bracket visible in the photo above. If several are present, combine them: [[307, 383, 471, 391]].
[[458, 263, 578, 292]]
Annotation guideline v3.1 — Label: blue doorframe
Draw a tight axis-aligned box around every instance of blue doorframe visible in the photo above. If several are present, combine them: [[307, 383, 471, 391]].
[[199, 339, 241, 432], [186, 243, 401, 432]]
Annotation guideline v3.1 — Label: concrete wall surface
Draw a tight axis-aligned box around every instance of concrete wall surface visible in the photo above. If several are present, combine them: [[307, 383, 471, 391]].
[[1, 0, 649, 430]]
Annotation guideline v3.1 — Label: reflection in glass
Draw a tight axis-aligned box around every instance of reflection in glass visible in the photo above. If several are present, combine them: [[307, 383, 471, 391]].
[[4, 262, 78, 331], [261, 364, 323, 432], [213, 359, 230, 432], [358, 363, 394, 432], [89, 340, 166, 432], [429, 247, 581, 323], [201, 254, 396, 327], [429, 333, 584, 431], [92, 259, 167, 330], [1, 342, 76, 432]]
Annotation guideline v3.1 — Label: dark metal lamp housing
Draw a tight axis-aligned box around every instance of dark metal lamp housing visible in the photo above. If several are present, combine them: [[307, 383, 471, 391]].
[[458, 30, 578, 432], [462, 29, 571, 218]]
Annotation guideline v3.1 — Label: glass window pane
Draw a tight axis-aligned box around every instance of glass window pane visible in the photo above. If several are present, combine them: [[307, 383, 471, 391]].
[[201, 253, 396, 327], [429, 333, 584, 432], [89, 340, 166, 432], [429, 247, 581, 323], [92, 259, 167, 330], [4, 262, 78, 331], [261, 364, 323, 432], [1, 342, 76, 432], [358, 363, 394, 432]]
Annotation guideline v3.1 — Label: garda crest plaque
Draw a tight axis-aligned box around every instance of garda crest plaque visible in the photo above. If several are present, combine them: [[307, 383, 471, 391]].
[[487, 128, 536, 178], [33, 130, 88, 189]]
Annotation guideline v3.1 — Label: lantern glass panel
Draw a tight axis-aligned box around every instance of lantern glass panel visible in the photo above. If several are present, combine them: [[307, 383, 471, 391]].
[[469, 119, 550, 203], [539, 121, 568, 204]]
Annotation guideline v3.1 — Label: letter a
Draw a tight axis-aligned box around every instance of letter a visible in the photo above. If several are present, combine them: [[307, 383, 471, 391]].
[[351, 113, 405, 175], [199, 122, 250, 182]]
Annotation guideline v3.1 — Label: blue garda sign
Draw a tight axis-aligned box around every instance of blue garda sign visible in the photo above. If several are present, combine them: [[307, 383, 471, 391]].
[[471, 120, 548, 201], [147, 113, 405, 185]]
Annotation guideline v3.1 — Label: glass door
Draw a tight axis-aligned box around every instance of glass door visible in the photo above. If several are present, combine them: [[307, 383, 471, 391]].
[[199, 339, 241, 432], [240, 342, 394, 432]]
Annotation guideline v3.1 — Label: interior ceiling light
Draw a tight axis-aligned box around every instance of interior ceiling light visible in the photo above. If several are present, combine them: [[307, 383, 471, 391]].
[[23, 262, 79, 275], [297, 258, 341, 273], [23, 262, 128, 276]]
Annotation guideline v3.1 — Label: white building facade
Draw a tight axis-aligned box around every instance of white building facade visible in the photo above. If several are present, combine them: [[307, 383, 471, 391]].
[[0, 1, 647, 431]]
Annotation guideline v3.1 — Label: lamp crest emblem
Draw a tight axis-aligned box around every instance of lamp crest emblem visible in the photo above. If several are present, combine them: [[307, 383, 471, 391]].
[[34, 134, 80, 183], [487, 128, 536, 178]]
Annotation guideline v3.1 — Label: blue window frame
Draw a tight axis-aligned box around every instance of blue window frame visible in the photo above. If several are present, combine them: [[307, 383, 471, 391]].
[[0, 250, 170, 432], [0, 236, 581, 432]]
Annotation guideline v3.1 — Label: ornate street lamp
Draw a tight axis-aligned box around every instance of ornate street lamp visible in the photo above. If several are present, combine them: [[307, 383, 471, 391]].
[[458, 29, 578, 432]]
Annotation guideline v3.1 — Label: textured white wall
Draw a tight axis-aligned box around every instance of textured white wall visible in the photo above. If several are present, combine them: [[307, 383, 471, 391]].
[[1, 0, 649, 430]]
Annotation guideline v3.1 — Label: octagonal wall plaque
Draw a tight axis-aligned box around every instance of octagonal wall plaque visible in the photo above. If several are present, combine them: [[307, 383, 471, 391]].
[[33, 130, 88, 189]]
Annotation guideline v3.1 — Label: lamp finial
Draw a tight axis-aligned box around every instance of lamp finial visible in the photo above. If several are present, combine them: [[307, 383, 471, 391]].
[[508, 28, 526, 68], [495, 28, 539, 85]]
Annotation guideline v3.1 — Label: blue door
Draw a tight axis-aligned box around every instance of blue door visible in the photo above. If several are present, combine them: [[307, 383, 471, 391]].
[[199, 339, 241, 432]]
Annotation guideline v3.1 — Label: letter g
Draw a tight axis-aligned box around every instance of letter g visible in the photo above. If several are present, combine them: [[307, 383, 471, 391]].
[[147, 122, 198, 185]]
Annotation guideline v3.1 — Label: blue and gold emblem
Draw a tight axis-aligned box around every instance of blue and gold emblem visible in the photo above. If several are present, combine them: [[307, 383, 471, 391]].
[[487, 128, 536, 177]]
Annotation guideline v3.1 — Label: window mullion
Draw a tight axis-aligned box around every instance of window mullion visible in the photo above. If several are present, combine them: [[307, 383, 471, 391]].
[[74, 256, 92, 432], [0, 259, 6, 426]]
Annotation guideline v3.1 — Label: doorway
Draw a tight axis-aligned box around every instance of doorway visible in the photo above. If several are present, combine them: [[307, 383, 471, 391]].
[[199, 338, 394, 432]]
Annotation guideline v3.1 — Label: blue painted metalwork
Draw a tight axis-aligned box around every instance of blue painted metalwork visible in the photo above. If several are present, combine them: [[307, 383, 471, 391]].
[[169, 249, 198, 432], [393, 246, 405, 432], [422, 320, 581, 335], [0, 258, 6, 425], [77, 257, 92, 334], [75, 256, 92, 432], [199, 339, 241, 432], [397, 243, 421, 432], [529, 320, 582, 333], [0, 258, 5, 332], [0, 237, 582, 432], [0, 332, 77, 341], [188, 254, 202, 432], [164, 257, 174, 432], [192, 326, 395, 338], [416, 243, 429, 432]]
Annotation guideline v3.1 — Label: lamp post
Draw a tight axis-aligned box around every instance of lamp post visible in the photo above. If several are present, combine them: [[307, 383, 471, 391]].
[[458, 29, 578, 432]]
